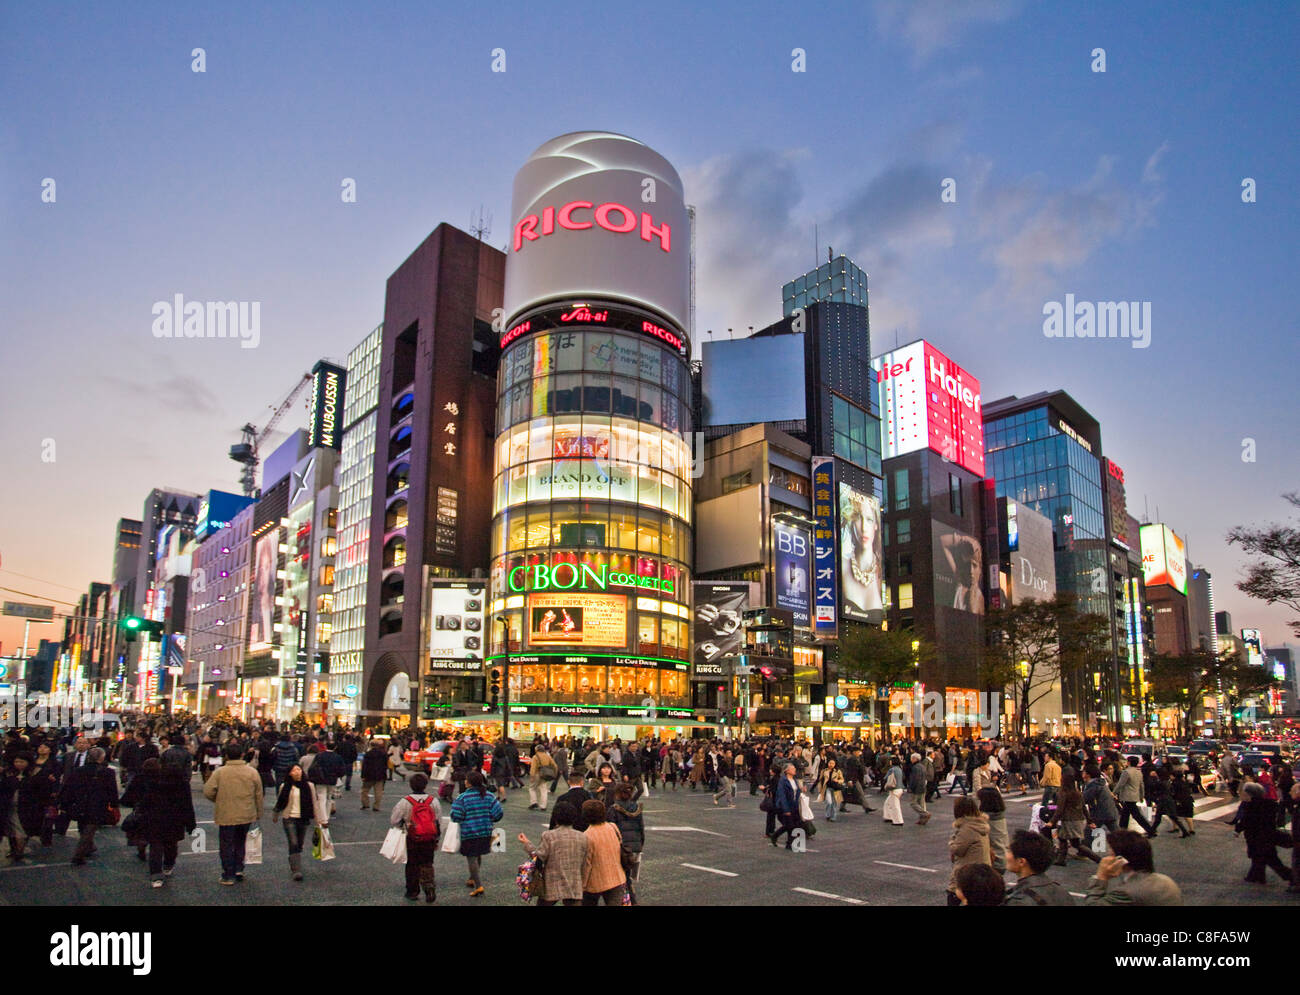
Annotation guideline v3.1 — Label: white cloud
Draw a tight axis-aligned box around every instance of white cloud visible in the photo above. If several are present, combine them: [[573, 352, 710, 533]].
[[873, 0, 1025, 61]]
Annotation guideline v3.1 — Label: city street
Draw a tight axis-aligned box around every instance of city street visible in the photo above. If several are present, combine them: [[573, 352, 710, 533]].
[[2, 772, 1292, 906]]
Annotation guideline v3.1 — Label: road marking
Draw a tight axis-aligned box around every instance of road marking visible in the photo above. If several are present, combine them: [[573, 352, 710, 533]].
[[680, 862, 737, 877], [873, 860, 938, 873], [1194, 799, 1239, 821], [1069, 892, 1087, 898], [792, 887, 865, 904], [646, 826, 729, 837]]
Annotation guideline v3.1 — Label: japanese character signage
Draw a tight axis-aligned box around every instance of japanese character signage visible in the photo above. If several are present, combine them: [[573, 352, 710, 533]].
[[810, 456, 838, 637]]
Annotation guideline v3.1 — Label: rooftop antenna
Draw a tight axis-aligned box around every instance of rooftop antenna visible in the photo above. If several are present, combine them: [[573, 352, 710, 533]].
[[470, 205, 492, 242], [727, 328, 734, 340], [828, 246, 834, 263], [814, 224, 819, 267], [748, 325, 754, 336]]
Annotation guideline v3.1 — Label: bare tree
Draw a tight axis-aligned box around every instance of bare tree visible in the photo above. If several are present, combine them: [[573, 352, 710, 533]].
[[1227, 492, 1300, 637]]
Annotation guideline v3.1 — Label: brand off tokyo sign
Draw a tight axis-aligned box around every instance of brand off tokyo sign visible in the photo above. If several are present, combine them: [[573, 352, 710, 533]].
[[873, 340, 984, 476], [502, 132, 692, 334]]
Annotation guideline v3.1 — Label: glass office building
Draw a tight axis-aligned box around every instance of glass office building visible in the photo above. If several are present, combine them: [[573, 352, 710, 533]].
[[983, 392, 1121, 728], [782, 254, 869, 315]]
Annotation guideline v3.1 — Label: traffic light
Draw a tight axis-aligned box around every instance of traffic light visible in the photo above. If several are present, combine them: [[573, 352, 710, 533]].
[[119, 616, 160, 642], [489, 669, 501, 708]]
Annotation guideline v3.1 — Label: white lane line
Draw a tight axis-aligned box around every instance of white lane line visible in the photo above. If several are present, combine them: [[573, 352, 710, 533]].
[[1194, 800, 1240, 822], [1069, 892, 1087, 898], [646, 826, 729, 837], [680, 862, 738, 877], [792, 887, 866, 904], [873, 860, 939, 873]]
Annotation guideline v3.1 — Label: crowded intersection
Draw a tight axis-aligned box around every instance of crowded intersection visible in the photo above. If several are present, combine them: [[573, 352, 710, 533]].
[[4, 719, 1297, 908]]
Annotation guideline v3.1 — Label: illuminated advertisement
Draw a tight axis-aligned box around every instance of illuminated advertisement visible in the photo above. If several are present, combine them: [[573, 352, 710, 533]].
[[773, 519, 812, 628], [873, 340, 984, 476], [810, 457, 838, 635], [693, 582, 750, 667], [1241, 629, 1263, 667], [1140, 524, 1188, 595], [307, 360, 346, 451], [528, 592, 627, 647], [247, 530, 278, 653], [1103, 459, 1129, 549], [839, 483, 883, 621], [933, 525, 985, 614], [427, 580, 486, 674], [504, 552, 680, 598], [502, 302, 687, 357], [502, 132, 691, 334], [195, 489, 253, 541], [1007, 500, 1056, 604]]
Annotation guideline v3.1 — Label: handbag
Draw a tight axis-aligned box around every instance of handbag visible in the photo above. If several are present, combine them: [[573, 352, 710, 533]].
[[440, 819, 461, 853], [517, 857, 545, 902], [105, 804, 121, 827], [759, 796, 774, 813], [121, 811, 142, 838], [317, 825, 336, 861], [245, 826, 263, 864], [380, 826, 408, 864]]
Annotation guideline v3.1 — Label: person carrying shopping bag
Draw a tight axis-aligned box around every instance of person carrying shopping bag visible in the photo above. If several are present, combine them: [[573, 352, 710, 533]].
[[450, 771, 503, 898], [390, 771, 441, 902], [882, 755, 905, 826]]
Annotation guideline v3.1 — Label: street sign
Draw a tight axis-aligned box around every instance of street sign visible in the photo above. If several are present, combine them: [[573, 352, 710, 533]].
[[2, 601, 54, 621], [842, 711, 864, 723], [834, 694, 849, 710], [344, 684, 358, 698], [0, 663, 8, 680]]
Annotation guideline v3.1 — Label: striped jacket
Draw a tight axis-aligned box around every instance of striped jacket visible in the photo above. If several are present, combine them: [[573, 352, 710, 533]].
[[450, 789, 503, 839]]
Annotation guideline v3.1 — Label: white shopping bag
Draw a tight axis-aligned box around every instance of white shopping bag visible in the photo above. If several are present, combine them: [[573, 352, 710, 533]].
[[245, 826, 263, 865], [798, 793, 815, 823], [441, 819, 461, 854], [380, 826, 408, 864], [1028, 804, 1045, 834]]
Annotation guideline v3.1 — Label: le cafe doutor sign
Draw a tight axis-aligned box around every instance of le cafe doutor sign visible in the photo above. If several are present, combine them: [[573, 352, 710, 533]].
[[507, 560, 674, 595]]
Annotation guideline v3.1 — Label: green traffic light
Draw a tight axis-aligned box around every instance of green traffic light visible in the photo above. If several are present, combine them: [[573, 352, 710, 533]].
[[123, 616, 143, 629]]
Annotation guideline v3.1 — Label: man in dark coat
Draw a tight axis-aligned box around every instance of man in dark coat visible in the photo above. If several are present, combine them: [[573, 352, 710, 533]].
[[360, 739, 390, 811], [550, 770, 593, 832], [121, 759, 196, 885], [1236, 781, 1292, 885], [61, 747, 120, 865], [336, 734, 359, 791]]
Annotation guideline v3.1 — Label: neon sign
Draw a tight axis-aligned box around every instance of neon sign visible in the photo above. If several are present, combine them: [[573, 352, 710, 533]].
[[501, 303, 686, 356], [508, 561, 674, 595], [513, 201, 671, 253]]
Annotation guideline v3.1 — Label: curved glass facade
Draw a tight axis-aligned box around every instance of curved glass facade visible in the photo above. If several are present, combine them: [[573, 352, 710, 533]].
[[489, 305, 694, 717]]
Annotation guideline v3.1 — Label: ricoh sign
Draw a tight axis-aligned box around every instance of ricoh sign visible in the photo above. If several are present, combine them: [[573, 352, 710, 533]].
[[502, 131, 692, 335]]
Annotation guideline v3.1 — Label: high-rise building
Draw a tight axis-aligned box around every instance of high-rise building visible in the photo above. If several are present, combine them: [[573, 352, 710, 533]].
[[873, 340, 991, 736], [330, 325, 383, 722], [1140, 523, 1192, 657], [363, 224, 504, 720], [982, 392, 1125, 732], [185, 503, 255, 715], [1187, 566, 1216, 651], [489, 132, 697, 740], [782, 254, 870, 314]]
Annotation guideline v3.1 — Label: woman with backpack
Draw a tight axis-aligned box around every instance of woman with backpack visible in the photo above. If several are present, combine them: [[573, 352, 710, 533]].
[[390, 771, 441, 902], [609, 782, 645, 902], [450, 771, 503, 898], [529, 745, 556, 810]]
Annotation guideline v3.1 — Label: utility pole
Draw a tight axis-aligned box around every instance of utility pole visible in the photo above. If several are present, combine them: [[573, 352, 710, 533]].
[[496, 615, 511, 738]]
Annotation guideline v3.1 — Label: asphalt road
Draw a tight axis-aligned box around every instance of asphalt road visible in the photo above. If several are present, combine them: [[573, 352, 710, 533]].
[[1, 772, 1295, 906]]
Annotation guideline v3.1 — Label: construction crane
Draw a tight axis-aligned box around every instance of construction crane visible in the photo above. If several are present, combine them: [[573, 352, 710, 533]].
[[229, 372, 313, 497]]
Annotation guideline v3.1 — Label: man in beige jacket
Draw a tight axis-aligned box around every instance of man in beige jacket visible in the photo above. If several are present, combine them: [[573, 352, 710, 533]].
[[203, 744, 264, 885]]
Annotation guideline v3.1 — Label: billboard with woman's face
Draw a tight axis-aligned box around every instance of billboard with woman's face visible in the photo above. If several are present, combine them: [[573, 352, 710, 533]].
[[247, 530, 278, 652], [839, 484, 883, 621], [933, 525, 985, 614]]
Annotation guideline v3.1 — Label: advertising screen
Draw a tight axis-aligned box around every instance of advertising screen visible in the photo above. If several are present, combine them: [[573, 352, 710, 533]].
[[247, 530, 278, 652], [702, 336, 806, 427], [773, 519, 812, 628], [1140, 524, 1188, 595], [428, 580, 486, 673], [874, 340, 984, 476], [528, 592, 626, 647], [1104, 459, 1129, 548], [839, 483, 883, 621], [693, 581, 750, 667], [1007, 500, 1056, 604], [810, 457, 838, 635], [933, 525, 985, 614]]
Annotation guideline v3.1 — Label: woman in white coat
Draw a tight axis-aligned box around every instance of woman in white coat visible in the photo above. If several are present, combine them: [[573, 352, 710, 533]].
[[882, 755, 905, 825]]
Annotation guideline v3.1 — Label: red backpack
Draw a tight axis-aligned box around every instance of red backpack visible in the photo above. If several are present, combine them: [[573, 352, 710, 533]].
[[406, 795, 440, 842]]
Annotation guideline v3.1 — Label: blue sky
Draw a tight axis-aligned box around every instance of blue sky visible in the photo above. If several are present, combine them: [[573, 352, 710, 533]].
[[1, 0, 1297, 651]]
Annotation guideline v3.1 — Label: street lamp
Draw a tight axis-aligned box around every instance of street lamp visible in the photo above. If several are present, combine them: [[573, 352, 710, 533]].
[[496, 615, 511, 740]]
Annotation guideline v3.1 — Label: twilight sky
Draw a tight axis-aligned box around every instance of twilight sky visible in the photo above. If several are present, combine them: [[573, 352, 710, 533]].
[[1, 0, 1297, 655]]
